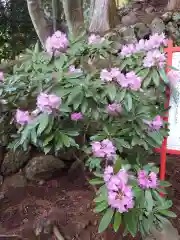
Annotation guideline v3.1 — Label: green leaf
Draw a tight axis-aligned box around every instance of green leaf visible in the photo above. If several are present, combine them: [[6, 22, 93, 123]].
[[107, 84, 116, 101], [145, 190, 154, 213], [94, 194, 106, 203], [113, 212, 122, 232], [98, 208, 114, 233], [114, 157, 122, 174], [95, 201, 109, 213], [159, 210, 177, 218], [159, 68, 169, 84], [137, 68, 150, 80], [125, 93, 132, 111], [37, 113, 49, 135], [116, 89, 126, 102], [89, 178, 104, 185], [160, 180, 171, 187], [123, 210, 138, 237], [115, 138, 131, 149], [61, 134, 70, 147], [152, 69, 160, 86], [148, 131, 163, 146], [143, 76, 152, 88], [43, 134, 54, 146]]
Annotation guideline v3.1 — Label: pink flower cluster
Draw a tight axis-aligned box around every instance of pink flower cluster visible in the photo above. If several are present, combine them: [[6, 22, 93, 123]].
[[15, 109, 31, 125], [37, 92, 61, 114], [107, 103, 122, 116], [15, 92, 61, 125], [71, 112, 83, 121], [69, 65, 82, 73], [143, 49, 166, 68], [138, 170, 157, 189], [104, 166, 134, 213], [0, 72, 4, 82], [143, 115, 163, 131], [167, 69, 180, 86], [88, 34, 105, 45], [91, 139, 116, 161], [100, 68, 142, 91], [45, 31, 69, 55], [120, 33, 168, 57]]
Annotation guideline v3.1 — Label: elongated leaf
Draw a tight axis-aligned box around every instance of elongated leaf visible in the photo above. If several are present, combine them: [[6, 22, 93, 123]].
[[159, 210, 176, 218], [126, 93, 132, 111], [145, 190, 153, 213], [113, 212, 122, 232], [152, 69, 160, 86], [114, 157, 122, 174], [89, 178, 104, 185], [98, 208, 114, 233], [107, 84, 116, 101], [159, 68, 169, 84], [94, 194, 106, 203], [37, 113, 49, 135], [95, 201, 108, 213]]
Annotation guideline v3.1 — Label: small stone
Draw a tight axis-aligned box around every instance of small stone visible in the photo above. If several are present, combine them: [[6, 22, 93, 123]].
[[161, 12, 173, 22], [25, 155, 65, 181], [150, 17, 165, 34], [145, 6, 155, 14], [120, 26, 137, 44], [0, 192, 5, 200], [121, 12, 138, 26], [38, 180, 45, 186], [1, 149, 30, 176], [1, 173, 27, 192], [134, 22, 151, 39]]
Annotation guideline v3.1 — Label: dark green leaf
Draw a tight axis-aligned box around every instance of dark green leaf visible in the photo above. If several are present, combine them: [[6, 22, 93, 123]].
[[98, 208, 114, 233], [107, 84, 117, 101], [37, 113, 49, 135], [89, 178, 104, 185], [145, 190, 154, 213], [114, 157, 122, 174], [159, 210, 177, 218], [152, 69, 160, 86], [159, 68, 169, 84], [113, 212, 122, 232], [95, 201, 108, 213]]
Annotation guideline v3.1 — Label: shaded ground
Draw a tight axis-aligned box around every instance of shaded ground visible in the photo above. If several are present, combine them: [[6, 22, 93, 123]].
[[0, 154, 180, 240]]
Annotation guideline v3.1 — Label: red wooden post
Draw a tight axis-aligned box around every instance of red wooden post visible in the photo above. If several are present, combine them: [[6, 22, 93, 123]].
[[155, 40, 180, 181]]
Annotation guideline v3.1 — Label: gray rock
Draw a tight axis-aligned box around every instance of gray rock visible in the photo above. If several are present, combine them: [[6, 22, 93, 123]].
[[25, 155, 65, 181], [161, 12, 173, 22], [121, 11, 138, 26], [119, 26, 137, 44], [172, 12, 180, 25], [1, 149, 30, 176], [150, 17, 165, 34], [145, 7, 155, 14], [166, 21, 180, 40], [134, 22, 151, 39], [1, 173, 27, 192]]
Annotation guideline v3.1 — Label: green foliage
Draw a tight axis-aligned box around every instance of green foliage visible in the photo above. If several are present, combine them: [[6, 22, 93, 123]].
[[0, 33, 174, 238]]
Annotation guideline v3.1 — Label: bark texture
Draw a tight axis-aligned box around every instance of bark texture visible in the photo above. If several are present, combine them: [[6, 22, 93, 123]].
[[26, 0, 51, 48], [167, 0, 180, 10], [89, 0, 117, 33], [61, 0, 84, 37]]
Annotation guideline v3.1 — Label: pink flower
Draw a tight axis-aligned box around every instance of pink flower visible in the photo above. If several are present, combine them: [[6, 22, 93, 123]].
[[144, 115, 163, 131], [45, 31, 69, 55], [120, 44, 136, 57], [138, 170, 158, 189], [100, 69, 113, 82], [88, 34, 105, 44], [69, 65, 82, 73], [167, 69, 180, 86], [135, 39, 146, 52], [143, 50, 166, 68], [108, 184, 134, 213], [91, 139, 116, 160], [15, 109, 31, 125], [107, 103, 122, 115], [0, 72, 4, 82], [104, 166, 114, 183], [71, 112, 83, 121], [111, 68, 121, 78], [125, 71, 141, 90], [145, 33, 168, 50], [37, 92, 61, 113]]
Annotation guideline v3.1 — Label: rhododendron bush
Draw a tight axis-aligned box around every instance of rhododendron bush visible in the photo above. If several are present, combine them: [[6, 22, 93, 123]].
[[0, 32, 176, 237]]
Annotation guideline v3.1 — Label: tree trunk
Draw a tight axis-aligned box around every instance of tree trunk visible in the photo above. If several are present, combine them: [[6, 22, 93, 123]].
[[26, 0, 51, 49], [166, 0, 180, 10], [61, 0, 84, 38], [89, 0, 117, 34]]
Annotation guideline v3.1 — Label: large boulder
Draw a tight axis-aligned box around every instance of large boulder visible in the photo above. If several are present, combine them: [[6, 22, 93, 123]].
[[150, 17, 165, 34], [1, 149, 30, 176], [25, 155, 65, 181]]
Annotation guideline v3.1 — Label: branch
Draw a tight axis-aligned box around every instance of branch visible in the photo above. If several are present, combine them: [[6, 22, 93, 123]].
[[26, 0, 51, 49]]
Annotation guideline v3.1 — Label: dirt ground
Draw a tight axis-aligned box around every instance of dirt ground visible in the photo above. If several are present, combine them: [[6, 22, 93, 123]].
[[0, 154, 180, 240]]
